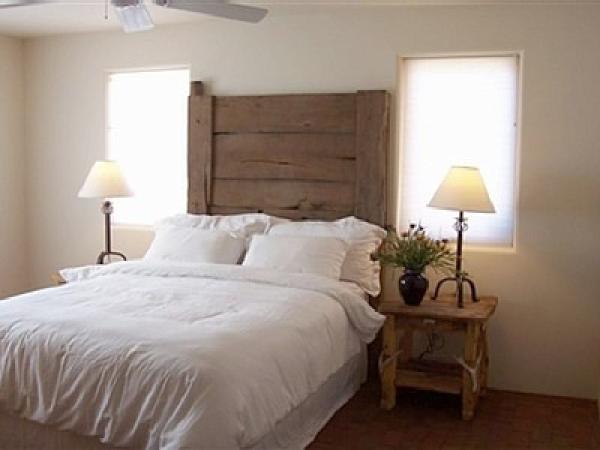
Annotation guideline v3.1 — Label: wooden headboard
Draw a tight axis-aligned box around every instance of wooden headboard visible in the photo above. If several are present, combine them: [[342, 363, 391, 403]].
[[187, 81, 390, 226]]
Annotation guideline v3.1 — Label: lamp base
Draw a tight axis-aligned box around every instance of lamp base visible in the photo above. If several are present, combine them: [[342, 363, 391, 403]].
[[431, 275, 478, 308], [97, 251, 127, 265], [98, 200, 127, 265]]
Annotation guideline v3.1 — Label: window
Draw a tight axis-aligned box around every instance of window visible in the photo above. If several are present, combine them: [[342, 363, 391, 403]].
[[107, 68, 190, 226], [399, 55, 519, 247]]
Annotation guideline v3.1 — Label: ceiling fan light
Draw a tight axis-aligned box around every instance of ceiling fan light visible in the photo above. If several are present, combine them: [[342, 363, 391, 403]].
[[114, 2, 154, 33]]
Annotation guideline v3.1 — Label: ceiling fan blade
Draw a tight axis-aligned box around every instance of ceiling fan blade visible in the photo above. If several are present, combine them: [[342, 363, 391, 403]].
[[154, 0, 267, 23], [0, 0, 49, 8], [112, 0, 154, 33]]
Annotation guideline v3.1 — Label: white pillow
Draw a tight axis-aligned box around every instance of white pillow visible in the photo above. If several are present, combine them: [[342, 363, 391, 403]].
[[242, 235, 348, 280], [155, 213, 288, 239], [268, 216, 386, 295], [144, 228, 246, 264]]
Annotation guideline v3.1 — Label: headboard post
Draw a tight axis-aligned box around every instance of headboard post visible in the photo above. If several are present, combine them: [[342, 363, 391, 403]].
[[188, 82, 214, 214], [191, 81, 205, 96], [355, 90, 390, 227]]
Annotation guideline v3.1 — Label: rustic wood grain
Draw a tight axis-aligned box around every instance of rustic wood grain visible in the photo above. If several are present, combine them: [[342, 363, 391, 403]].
[[379, 295, 498, 321], [380, 314, 397, 410], [396, 365, 462, 395], [188, 86, 390, 223], [187, 93, 213, 214], [379, 294, 497, 421], [215, 133, 356, 158], [209, 206, 353, 220], [355, 90, 390, 226], [214, 133, 356, 182], [214, 157, 355, 182], [462, 322, 482, 420], [479, 327, 489, 396], [214, 94, 356, 133], [191, 80, 204, 96], [211, 179, 355, 212]]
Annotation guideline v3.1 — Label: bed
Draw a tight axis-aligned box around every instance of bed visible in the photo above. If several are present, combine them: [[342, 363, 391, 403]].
[[0, 83, 391, 450]]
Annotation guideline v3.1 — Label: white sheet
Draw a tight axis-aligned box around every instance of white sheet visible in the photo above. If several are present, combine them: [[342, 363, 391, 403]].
[[0, 261, 384, 450]]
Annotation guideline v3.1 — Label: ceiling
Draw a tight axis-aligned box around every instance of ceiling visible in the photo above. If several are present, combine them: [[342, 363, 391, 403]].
[[0, 1, 201, 37], [0, 0, 598, 38]]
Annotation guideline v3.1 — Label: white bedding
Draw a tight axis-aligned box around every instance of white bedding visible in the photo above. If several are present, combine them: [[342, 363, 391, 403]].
[[0, 261, 384, 450]]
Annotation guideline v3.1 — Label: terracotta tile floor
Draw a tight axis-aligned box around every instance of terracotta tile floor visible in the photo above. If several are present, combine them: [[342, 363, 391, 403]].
[[309, 380, 600, 450]]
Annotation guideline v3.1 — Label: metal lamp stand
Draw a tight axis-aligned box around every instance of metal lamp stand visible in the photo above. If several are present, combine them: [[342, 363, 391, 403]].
[[431, 211, 478, 308], [97, 200, 127, 265]]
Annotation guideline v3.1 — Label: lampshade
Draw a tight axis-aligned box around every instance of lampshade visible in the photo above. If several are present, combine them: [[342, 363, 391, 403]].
[[78, 160, 133, 199], [428, 166, 495, 213]]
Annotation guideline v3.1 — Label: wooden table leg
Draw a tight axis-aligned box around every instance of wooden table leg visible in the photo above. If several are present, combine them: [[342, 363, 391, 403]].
[[479, 326, 489, 396], [380, 314, 397, 410], [462, 322, 481, 420]]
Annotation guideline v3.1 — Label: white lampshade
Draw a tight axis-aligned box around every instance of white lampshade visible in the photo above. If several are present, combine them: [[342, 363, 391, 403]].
[[428, 166, 495, 213], [78, 160, 133, 199]]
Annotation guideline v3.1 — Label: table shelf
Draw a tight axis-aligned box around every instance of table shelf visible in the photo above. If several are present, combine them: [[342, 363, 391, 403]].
[[396, 360, 462, 395]]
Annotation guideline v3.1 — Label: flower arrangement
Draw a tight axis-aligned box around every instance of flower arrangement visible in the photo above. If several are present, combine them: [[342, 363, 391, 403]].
[[373, 224, 455, 275]]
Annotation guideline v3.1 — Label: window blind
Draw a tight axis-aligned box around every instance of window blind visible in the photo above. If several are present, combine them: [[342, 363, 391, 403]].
[[399, 56, 519, 247]]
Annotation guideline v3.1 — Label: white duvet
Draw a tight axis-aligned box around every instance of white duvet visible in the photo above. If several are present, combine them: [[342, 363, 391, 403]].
[[0, 261, 384, 450]]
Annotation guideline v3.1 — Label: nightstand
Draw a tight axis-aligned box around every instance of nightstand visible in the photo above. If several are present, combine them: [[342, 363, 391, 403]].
[[378, 294, 498, 420], [50, 273, 66, 286]]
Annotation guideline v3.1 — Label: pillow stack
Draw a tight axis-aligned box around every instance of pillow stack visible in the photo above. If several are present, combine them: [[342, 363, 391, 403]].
[[144, 213, 282, 265], [265, 217, 386, 295], [143, 213, 386, 295]]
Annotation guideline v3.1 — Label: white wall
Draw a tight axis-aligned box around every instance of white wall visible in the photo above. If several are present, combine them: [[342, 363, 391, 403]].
[[0, 35, 26, 297], [23, 4, 600, 399]]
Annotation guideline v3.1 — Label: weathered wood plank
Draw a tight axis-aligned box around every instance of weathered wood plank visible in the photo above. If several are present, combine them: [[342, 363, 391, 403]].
[[479, 328, 489, 396], [396, 370, 462, 395], [191, 81, 204, 96], [211, 179, 355, 212], [209, 206, 352, 221], [187, 86, 390, 226], [380, 314, 397, 410], [379, 296, 498, 322], [188, 94, 213, 214], [215, 133, 356, 158], [214, 134, 356, 182], [355, 90, 390, 226], [214, 159, 355, 182], [462, 322, 482, 420], [214, 94, 356, 133]]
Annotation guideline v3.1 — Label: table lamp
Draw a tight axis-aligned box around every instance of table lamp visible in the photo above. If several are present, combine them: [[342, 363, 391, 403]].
[[427, 166, 495, 307], [78, 160, 133, 264]]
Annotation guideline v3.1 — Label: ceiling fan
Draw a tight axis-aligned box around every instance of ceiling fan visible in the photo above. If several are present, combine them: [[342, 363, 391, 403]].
[[0, 0, 268, 33]]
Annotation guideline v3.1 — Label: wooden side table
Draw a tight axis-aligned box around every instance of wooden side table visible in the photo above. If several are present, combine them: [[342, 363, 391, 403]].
[[378, 294, 498, 420], [50, 273, 66, 286]]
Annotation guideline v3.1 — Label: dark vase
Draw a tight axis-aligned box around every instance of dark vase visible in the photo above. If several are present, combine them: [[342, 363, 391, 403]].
[[398, 270, 429, 306]]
